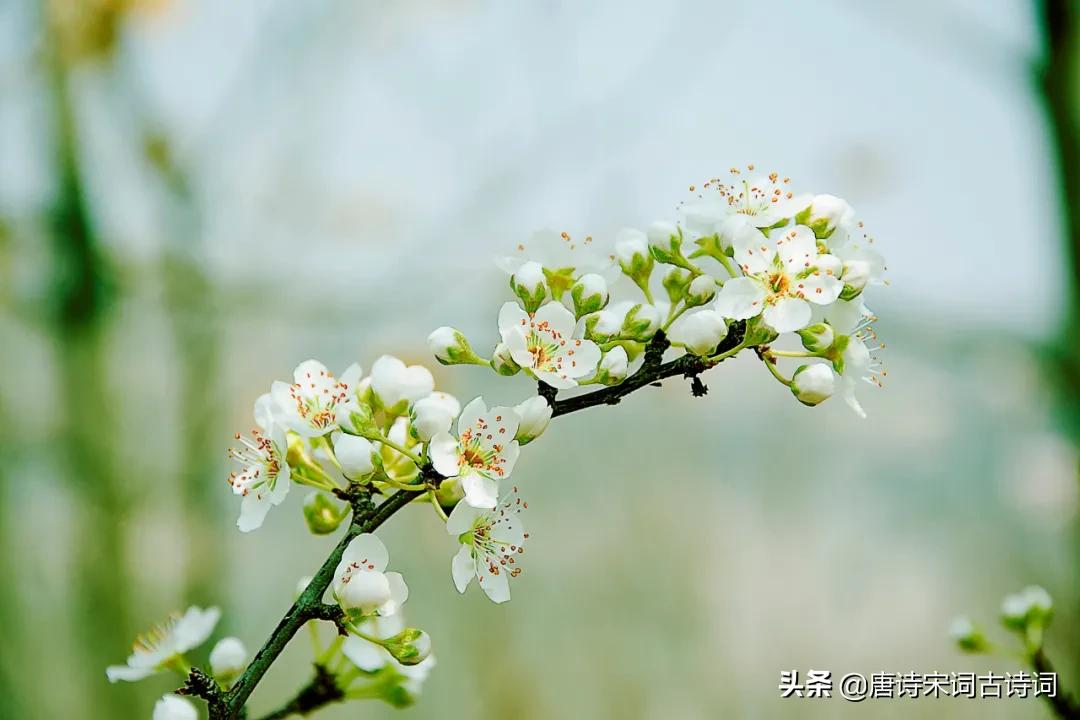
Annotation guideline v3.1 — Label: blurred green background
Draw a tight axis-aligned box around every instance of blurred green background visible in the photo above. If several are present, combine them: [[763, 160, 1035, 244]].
[[1, 0, 1079, 718]]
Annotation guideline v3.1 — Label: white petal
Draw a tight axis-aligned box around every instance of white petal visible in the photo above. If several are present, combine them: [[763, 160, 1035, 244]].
[[763, 297, 812, 333], [446, 501, 483, 536], [173, 606, 221, 653], [564, 339, 601, 379], [237, 492, 273, 532], [451, 546, 475, 593], [462, 472, 498, 509], [383, 571, 409, 613], [534, 368, 576, 389], [799, 272, 843, 306], [342, 636, 388, 672], [533, 301, 576, 339], [342, 533, 389, 572], [457, 397, 487, 435], [713, 277, 767, 320], [774, 225, 816, 275], [429, 432, 460, 477], [731, 223, 773, 275], [106, 664, 156, 683], [478, 561, 511, 603], [498, 301, 530, 334]]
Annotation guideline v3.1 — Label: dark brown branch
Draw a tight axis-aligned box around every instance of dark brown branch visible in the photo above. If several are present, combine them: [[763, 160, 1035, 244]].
[[1033, 649, 1080, 720], [253, 665, 344, 720]]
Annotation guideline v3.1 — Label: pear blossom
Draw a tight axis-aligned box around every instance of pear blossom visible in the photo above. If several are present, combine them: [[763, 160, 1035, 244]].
[[370, 355, 435, 412], [343, 614, 436, 703], [490, 342, 521, 376], [209, 637, 247, 682], [447, 488, 527, 603], [679, 169, 811, 242], [228, 394, 292, 532], [595, 345, 629, 385], [829, 218, 887, 296], [513, 395, 552, 445], [790, 364, 835, 406], [800, 193, 854, 238], [271, 360, 362, 437], [714, 224, 843, 332], [668, 310, 727, 356], [498, 301, 601, 389], [570, 272, 609, 317], [430, 397, 520, 509], [614, 228, 653, 277], [427, 326, 483, 365], [331, 431, 378, 478], [106, 606, 221, 682], [153, 695, 197, 720], [333, 533, 409, 617], [823, 298, 885, 418], [410, 391, 461, 442]]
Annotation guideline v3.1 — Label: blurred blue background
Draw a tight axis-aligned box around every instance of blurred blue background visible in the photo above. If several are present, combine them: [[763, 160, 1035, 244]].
[[0, 0, 1077, 718]]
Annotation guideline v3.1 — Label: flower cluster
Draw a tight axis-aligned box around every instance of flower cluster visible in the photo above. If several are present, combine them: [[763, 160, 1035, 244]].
[[109, 170, 889, 718]]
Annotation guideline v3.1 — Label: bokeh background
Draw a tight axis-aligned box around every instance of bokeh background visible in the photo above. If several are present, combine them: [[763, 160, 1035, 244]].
[[1, 0, 1078, 718]]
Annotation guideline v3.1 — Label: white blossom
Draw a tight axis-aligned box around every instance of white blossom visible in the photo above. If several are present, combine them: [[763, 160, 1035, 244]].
[[430, 397, 520, 509], [228, 394, 292, 532], [596, 346, 629, 384], [370, 355, 435, 412], [333, 534, 409, 617], [209, 637, 248, 681], [714, 224, 843, 332], [153, 695, 197, 720], [410, 392, 461, 442], [447, 488, 527, 603], [331, 431, 378, 479], [498, 301, 601, 388], [679, 170, 811, 242], [271, 360, 362, 437], [106, 606, 221, 683], [790, 364, 835, 406], [513, 395, 552, 445], [823, 298, 884, 418], [669, 310, 727, 356]]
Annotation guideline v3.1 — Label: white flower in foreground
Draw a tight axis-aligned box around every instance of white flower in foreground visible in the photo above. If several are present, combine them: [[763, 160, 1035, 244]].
[[331, 431, 378, 478], [513, 395, 552, 445], [228, 394, 292, 532], [271, 360, 362, 437], [333, 534, 409, 617], [106, 606, 221, 683], [669, 310, 727, 356], [498, 301, 601, 389], [370, 355, 435, 412], [447, 488, 527, 603], [209, 637, 248, 682], [595, 345, 629, 385], [153, 695, 197, 720], [410, 392, 461, 442], [714, 224, 843, 332], [823, 298, 885, 418], [679, 169, 811, 241], [790, 364, 835, 406], [430, 397, 520, 509]]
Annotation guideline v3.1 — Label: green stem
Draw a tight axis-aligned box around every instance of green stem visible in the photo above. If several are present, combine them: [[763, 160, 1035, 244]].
[[761, 354, 793, 387]]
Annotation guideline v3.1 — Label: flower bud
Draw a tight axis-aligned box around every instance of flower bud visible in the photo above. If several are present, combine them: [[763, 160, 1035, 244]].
[[797, 323, 835, 353], [383, 628, 432, 666], [790, 364, 835, 406], [510, 261, 546, 313], [427, 326, 483, 366], [333, 432, 377, 478], [153, 695, 197, 720], [570, 273, 609, 317], [949, 617, 988, 654], [838, 260, 870, 300], [685, 274, 717, 306], [513, 396, 552, 445], [614, 228, 653, 281], [669, 310, 727, 356], [798, 194, 853, 239], [410, 392, 460, 442], [338, 400, 379, 437], [620, 304, 661, 341], [1001, 586, 1054, 631], [584, 309, 624, 343], [647, 221, 684, 265], [338, 571, 392, 615], [304, 491, 347, 535], [209, 637, 248, 683], [594, 346, 629, 385], [490, 342, 521, 376], [662, 267, 692, 304]]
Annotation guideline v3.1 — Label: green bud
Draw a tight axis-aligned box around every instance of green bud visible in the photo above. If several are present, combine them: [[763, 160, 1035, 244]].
[[949, 616, 989, 654], [743, 316, 779, 346], [570, 273, 609, 318], [827, 334, 850, 374], [684, 274, 716, 307], [542, 266, 576, 301], [620, 304, 661, 342], [1001, 586, 1054, 633], [583, 310, 623, 343], [341, 401, 380, 437], [615, 229, 653, 287], [662, 267, 692, 304], [647, 221, 688, 267], [382, 628, 432, 666], [594, 346, 629, 385], [490, 342, 521, 376], [303, 491, 347, 534], [797, 323, 834, 353], [510, 261, 547, 313], [427, 326, 484, 365]]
